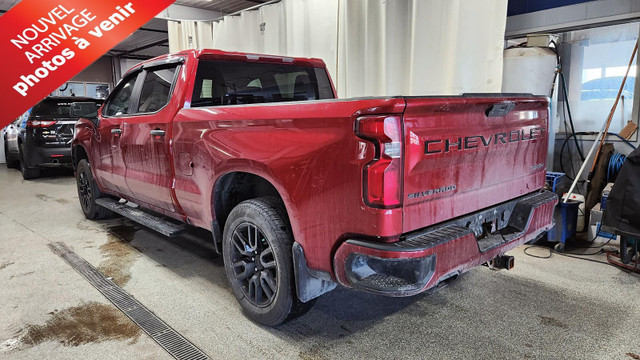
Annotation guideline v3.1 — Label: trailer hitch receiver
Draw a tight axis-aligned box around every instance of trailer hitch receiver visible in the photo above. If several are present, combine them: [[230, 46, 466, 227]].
[[487, 254, 515, 270]]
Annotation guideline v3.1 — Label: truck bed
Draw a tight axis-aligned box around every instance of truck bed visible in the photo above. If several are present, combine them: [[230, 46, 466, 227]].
[[172, 94, 550, 274]]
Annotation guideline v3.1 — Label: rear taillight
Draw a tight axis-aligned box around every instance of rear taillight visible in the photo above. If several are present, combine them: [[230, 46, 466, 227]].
[[27, 120, 57, 128], [355, 115, 403, 208]]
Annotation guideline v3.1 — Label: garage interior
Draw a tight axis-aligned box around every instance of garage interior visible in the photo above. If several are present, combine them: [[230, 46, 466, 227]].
[[1, 0, 640, 359]]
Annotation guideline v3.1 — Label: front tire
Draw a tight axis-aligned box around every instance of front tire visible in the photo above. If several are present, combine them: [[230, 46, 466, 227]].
[[19, 143, 40, 180], [76, 159, 112, 220], [222, 197, 310, 326]]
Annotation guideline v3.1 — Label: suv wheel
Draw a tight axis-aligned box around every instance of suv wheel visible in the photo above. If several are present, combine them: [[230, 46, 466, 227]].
[[19, 143, 40, 180], [4, 142, 19, 169], [76, 159, 112, 219], [222, 197, 314, 326]]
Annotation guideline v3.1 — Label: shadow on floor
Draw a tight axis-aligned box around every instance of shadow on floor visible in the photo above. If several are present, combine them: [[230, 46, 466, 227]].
[[95, 218, 424, 327], [90, 215, 639, 360], [5, 166, 74, 183]]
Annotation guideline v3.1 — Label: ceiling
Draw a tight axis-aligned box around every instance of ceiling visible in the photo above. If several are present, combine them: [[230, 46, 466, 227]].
[[108, 18, 170, 60], [174, 0, 271, 15], [0, 0, 18, 12], [114, 0, 274, 59], [0, 0, 272, 16]]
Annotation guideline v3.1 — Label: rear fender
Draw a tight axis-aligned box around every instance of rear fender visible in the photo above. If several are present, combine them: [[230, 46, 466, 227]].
[[71, 119, 98, 178], [211, 160, 299, 240], [211, 163, 337, 300]]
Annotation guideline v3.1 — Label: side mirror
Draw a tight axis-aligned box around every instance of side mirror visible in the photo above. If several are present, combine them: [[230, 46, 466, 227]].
[[70, 102, 99, 126]]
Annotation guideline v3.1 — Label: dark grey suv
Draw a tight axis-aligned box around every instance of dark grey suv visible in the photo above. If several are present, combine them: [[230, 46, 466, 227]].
[[4, 97, 103, 179]]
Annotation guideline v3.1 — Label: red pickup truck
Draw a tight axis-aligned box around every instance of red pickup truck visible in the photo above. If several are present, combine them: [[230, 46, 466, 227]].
[[71, 49, 557, 326]]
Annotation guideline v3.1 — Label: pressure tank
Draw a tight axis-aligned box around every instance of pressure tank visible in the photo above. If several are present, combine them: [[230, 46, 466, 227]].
[[502, 47, 557, 96]]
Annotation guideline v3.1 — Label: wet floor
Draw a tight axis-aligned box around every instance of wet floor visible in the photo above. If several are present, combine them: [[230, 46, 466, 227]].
[[20, 302, 141, 348], [97, 222, 141, 287]]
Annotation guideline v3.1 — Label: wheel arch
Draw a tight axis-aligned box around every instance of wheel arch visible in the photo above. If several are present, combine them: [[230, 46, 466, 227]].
[[72, 144, 90, 170], [211, 169, 335, 304], [211, 170, 292, 232]]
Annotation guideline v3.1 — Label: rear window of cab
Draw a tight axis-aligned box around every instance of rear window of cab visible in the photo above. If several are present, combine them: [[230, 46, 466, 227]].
[[191, 60, 334, 107]]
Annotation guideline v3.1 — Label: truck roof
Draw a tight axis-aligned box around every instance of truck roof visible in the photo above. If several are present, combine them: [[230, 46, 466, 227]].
[[125, 49, 327, 77]]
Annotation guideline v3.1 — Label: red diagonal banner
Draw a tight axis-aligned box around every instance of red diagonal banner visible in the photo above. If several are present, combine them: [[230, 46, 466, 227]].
[[0, 0, 175, 129]]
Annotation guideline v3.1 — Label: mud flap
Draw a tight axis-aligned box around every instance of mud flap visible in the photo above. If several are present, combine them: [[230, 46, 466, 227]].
[[292, 242, 337, 303], [211, 221, 223, 254]]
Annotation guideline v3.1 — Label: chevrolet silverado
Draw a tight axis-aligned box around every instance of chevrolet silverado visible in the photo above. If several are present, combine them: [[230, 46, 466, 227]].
[[71, 49, 557, 326]]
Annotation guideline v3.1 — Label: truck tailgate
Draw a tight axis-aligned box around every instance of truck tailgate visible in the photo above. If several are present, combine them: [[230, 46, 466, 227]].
[[402, 96, 549, 233]]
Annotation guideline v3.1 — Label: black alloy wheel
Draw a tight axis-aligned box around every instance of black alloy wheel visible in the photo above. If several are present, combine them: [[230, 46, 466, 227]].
[[230, 222, 278, 307], [77, 168, 93, 214], [222, 197, 316, 326], [75, 159, 112, 220]]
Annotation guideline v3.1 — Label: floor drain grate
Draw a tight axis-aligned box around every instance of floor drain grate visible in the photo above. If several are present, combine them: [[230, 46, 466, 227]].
[[49, 242, 209, 360]]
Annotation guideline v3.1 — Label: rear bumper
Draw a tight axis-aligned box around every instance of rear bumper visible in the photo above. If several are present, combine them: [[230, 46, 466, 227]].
[[24, 142, 72, 167], [333, 190, 557, 296]]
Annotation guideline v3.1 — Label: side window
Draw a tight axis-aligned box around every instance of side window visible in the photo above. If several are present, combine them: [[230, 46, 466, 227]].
[[201, 79, 214, 98], [137, 66, 178, 113], [104, 75, 138, 117], [247, 78, 262, 88], [314, 68, 334, 99], [274, 72, 307, 100]]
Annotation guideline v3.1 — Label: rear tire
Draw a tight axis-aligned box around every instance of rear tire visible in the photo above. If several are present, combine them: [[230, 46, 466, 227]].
[[19, 143, 40, 180], [4, 142, 19, 169], [76, 159, 112, 220], [222, 197, 313, 326]]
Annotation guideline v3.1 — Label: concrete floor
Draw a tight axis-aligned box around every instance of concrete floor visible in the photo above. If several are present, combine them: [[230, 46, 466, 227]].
[[0, 166, 639, 360]]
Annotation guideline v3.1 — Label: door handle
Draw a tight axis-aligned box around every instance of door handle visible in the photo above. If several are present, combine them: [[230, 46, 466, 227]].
[[150, 129, 165, 137], [111, 128, 122, 135]]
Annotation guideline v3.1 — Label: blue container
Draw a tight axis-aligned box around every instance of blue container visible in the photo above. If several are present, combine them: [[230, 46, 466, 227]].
[[545, 172, 565, 193], [547, 200, 580, 243], [596, 222, 616, 240]]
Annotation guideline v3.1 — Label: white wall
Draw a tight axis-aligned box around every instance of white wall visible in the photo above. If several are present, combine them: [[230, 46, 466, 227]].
[[168, 20, 214, 53], [119, 59, 143, 77], [210, 0, 339, 84], [336, 0, 507, 97], [172, 0, 508, 98]]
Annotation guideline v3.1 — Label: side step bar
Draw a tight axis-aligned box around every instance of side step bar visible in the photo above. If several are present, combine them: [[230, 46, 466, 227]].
[[95, 198, 186, 237]]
